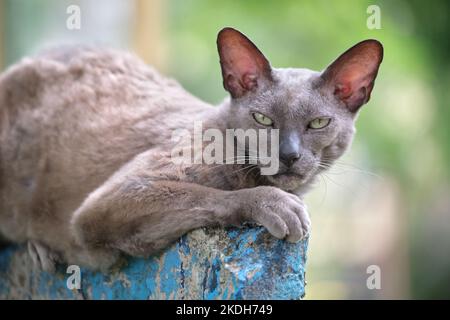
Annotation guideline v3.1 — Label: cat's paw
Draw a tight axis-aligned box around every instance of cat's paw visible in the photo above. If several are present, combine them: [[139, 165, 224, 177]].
[[27, 241, 60, 273], [240, 186, 311, 242]]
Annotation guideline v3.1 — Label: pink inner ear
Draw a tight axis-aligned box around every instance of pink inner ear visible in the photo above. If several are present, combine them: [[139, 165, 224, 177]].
[[220, 46, 263, 97], [335, 83, 352, 99], [218, 28, 272, 98], [241, 73, 258, 91], [334, 75, 372, 112], [224, 72, 258, 98], [334, 68, 376, 111], [321, 39, 383, 112], [224, 46, 266, 90]]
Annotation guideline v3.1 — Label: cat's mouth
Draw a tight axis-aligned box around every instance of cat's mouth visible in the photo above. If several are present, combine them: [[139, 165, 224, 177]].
[[276, 171, 304, 179], [265, 171, 307, 191]]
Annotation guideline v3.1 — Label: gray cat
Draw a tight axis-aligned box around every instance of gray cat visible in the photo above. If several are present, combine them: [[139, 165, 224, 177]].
[[0, 28, 383, 271]]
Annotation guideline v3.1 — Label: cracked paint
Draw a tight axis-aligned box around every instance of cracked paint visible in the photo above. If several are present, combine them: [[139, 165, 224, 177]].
[[0, 226, 308, 299]]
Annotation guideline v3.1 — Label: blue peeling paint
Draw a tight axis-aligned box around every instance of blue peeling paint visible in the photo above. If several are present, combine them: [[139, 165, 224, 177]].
[[0, 226, 308, 299], [160, 249, 182, 298]]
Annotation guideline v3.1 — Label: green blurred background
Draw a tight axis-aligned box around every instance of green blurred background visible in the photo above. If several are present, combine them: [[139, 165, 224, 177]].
[[1, 0, 449, 299]]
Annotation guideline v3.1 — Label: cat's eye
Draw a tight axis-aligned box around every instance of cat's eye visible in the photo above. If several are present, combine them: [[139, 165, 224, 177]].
[[252, 112, 273, 126], [308, 117, 331, 129]]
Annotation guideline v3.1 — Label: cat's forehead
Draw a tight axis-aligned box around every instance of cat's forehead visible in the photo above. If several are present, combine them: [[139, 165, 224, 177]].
[[271, 68, 320, 101], [256, 68, 325, 115], [273, 67, 319, 84]]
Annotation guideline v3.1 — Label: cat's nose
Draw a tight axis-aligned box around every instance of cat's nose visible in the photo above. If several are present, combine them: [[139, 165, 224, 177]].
[[280, 151, 301, 167], [279, 132, 301, 167]]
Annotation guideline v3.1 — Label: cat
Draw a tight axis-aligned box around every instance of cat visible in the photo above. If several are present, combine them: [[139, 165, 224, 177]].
[[0, 27, 383, 271]]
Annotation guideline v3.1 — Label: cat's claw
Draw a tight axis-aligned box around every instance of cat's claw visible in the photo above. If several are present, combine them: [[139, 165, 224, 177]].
[[241, 186, 311, 243], [27, 241, 59, 273]]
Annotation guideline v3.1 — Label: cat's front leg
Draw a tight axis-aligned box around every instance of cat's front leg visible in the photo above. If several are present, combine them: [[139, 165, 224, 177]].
[[70, 183, 309, 269], [70, 159, 310, 269]]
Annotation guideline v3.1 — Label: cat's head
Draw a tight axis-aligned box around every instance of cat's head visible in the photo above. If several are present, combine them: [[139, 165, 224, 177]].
[[217, 27, 383, 192]]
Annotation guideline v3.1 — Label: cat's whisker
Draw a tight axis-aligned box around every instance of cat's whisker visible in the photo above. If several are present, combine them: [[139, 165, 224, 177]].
[[220, 154, 272, 163], [242, 164, 261, 181], [329, 166, 380, 178], [318, 160, 381, 178], [320, 172, 347, 190], [316, 173, 328, 206], [191, 155, 264, 175], [223, 165, 257, 182], [235, 148, 274, 160]]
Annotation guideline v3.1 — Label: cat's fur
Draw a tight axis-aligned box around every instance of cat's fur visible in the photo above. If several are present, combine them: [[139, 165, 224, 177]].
[[0, 28, 382, 271]]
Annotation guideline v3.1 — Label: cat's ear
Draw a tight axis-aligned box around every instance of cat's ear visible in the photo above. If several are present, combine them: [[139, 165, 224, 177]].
[[320, 39, 383, 112], [217, 27, 273, 98]]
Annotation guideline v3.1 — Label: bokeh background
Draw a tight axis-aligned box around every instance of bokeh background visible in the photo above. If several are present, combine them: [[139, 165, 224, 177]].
[[0, 0, 449, 299]]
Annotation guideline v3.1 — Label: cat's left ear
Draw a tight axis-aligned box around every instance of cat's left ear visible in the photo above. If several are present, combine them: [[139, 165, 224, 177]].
[[320, 39, 383, 112], [217, 27, 273, 98]]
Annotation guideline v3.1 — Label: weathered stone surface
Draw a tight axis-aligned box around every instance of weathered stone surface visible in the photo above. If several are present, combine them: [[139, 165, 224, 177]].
[[0, 226, 308, 299]]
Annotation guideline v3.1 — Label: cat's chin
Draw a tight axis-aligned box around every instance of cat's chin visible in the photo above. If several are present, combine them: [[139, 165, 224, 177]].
[[265, 172, 306, 192]]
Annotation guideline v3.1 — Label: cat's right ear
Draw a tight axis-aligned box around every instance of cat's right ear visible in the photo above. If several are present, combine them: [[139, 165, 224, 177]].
[[217, 27, 273, 99]]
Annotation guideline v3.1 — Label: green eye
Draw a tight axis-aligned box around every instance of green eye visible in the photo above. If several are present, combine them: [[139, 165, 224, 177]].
[[252, 112, 273, 126], [308, 117, 331, 129]]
